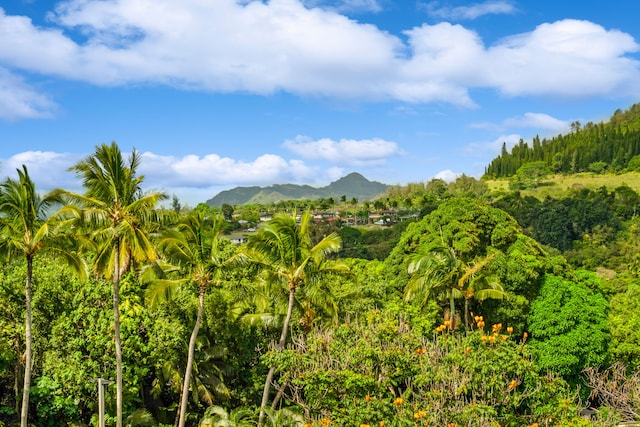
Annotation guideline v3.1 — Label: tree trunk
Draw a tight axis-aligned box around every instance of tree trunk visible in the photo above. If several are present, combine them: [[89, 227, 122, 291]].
[[20, 255, 33, 427], [114, 236, 123, 427], [177, 285, 205, 427], [258, 286, 296, 426]]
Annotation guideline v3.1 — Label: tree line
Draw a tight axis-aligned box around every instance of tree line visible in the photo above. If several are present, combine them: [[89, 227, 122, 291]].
[[485, 102, 640, 178]]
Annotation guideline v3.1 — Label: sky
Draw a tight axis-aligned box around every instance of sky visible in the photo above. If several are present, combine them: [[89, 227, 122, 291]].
[[1, 0, 640, 206]]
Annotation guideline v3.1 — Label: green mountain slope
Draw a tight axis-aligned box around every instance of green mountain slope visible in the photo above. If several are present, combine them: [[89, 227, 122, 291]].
[[484, 102, 640, 178], [205, 172, 389, 206]]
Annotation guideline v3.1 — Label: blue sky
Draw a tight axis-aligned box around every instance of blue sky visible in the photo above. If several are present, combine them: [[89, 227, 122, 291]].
[[1, 0, 640, 205]]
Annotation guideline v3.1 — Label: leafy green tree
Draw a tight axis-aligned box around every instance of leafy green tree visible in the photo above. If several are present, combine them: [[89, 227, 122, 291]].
[[245, 211, 348, 426], [510, 161, 551, 190], [63, 142, 167, 427], [0, 165, 83, 427], [527, 272, 610, 385], [148, 212, 237, 427], [609, 284, 640, 369]]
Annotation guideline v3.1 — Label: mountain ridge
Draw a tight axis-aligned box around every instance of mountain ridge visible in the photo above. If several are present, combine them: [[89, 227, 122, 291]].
[[205, 172, 389, 206]]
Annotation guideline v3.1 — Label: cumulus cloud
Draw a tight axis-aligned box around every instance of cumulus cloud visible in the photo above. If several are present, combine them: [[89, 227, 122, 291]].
[[138, 151, 318, 187], [283, 135, 401, 166], [0, 151, 80, 190], [0, 2, 639, 119], [486, 20, 640, 97], [0, 67, 56, 120], [421, 1, 516, 21]]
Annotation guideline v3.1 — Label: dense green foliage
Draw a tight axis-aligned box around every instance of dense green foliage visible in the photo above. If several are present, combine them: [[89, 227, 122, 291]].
[[485, 103, 640, 178], [3, 138, 640, 426]]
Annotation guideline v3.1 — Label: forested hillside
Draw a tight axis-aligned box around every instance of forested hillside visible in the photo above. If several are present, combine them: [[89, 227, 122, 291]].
[[2, 141, 640, 427], [485, 102, 640, 177]]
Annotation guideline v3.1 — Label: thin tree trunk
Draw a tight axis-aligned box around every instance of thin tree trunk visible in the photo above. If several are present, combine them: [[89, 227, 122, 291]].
[[114, 236, 123, 427], [20, 255, 33, 427], [450, 294, 456, 330], [177, 286, 205, 427], [258, 287, 296, 427], [464, 298, 469, 332]]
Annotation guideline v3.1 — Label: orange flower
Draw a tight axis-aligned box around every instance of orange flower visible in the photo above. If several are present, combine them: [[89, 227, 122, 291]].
[[492, 323, 502, 333], [393, 397, 403, 405], [477, 320, 485, 328], [501, 335, 508, 341], [481, 335, 487, 342], [508, 379, 518, 390], [360, 424, 370, 427], [304, 424, 313, 427], [415, 348, 426, 355], [443, 320, 452, 327], [465, 346, 472, 353], [507, 326, 514, 334], [379, 423, 385, 427], [321, 418, 331, 425], [488, 335, 496, 343], [527, 424, 538, 427], [447, 423, 458, 427], [436, 324, 447, 332], [413, 410, 427, 419]]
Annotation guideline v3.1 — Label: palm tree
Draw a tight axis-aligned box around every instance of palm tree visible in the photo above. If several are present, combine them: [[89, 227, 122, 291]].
[[0, 165, 84, 427], [200, 405, 255, 427], [245, 211, 348, 426], [63, 142, 167, 427], [405, 246, 503, 330], [146, 211, 237, 427]]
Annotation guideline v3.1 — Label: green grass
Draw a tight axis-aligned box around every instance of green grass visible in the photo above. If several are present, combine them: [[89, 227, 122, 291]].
[[485, 172, 640, 199]]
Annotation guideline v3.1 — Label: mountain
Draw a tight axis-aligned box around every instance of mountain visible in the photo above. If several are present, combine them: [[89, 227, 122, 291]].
[[205, 172, 389, 206]]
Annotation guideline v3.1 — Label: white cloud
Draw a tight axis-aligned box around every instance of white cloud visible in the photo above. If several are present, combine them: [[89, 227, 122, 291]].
[[422, 1, 516, 21], [0, 2, 639, 120], [1, 151, 80, 190], [283, 135, 401, 166], [0, 67, 56, 120], [503, 112, 570, 133], [304, 0, 383, 13], [433, 169, 459, 182], [139, 152, 318, 187], [486, 20, 640, 97]]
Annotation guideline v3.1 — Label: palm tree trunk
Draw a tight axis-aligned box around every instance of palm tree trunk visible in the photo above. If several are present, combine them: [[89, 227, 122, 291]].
[[114, 236, 123, 427], [20, 255, 33, 427], [258, 286, 296, 427], [177, 286, 205, 427]]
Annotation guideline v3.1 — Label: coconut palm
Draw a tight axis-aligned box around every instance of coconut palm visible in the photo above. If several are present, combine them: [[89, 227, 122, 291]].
[[146, 211, 238, 427], [244, 211, 349, 426], [405, 246, 503, 330], [0, 165, 84, 427], [63, 142, 167, 427], [200, 405, 256, 427]]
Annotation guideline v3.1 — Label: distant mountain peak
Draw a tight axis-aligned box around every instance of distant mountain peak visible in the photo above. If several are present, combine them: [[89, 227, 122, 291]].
[[205, 173, 389, 206]]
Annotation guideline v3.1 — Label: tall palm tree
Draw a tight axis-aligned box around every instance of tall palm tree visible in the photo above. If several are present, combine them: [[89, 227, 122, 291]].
[[245, 211, 348, 426], [146, 211, 237, 427], [405, 246, 503, 330], [63, 142, 167, 427], [0, 165, 84, 427]]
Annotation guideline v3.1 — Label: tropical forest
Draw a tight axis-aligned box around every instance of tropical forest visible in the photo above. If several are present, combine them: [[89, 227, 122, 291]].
[[4, 103, 640, 427]]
